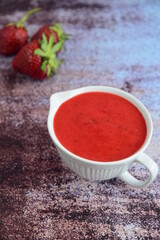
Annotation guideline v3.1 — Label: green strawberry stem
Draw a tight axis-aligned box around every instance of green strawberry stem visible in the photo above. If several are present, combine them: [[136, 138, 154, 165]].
[[8, 8, 41, 28], [21, 8, 41, 24], [34, 34, 63, 77]]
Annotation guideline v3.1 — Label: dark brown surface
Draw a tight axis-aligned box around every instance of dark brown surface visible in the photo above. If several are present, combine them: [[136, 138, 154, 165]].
[[0, 1, 160, 239]]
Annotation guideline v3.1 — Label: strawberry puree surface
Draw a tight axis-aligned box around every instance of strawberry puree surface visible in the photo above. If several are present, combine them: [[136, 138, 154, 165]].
[[54, 92, 147, 162]]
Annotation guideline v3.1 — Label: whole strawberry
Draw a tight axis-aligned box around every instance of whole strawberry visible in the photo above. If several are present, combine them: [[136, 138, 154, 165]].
[[0, 8, 40, 56], [31, 23, 69, 51], [12, 34, 63, 80]]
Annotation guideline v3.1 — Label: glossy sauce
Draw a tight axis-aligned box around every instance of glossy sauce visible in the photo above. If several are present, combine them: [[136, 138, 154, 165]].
[[54, 92, 147, 162]]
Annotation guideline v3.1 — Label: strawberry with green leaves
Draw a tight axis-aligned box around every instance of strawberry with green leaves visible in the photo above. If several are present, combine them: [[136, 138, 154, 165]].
[[0, 8, 41, 56], [31, 23, 69, 51], [12, 34, 63, 80]]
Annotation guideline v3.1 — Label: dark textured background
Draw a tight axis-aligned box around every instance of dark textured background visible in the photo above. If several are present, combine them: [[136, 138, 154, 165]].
[[0, 0, 160, 239]]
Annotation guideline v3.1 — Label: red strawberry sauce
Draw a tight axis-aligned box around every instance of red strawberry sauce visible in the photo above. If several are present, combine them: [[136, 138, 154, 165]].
[[53, 92, 147, 162]]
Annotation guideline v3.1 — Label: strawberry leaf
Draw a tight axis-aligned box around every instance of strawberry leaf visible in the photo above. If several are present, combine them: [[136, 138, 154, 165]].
[[36, 34, 63, 77], [48, 35, 54, 48], [47, 65, 51, 77], [41, 60, 47, 72], [34, 49, 46, 57], [51, 41, 63, 54], [52, 69, 56, 75], [50, 23, 70, 42], [42, 34, 47, 45], [41, 43, 47, 51]]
